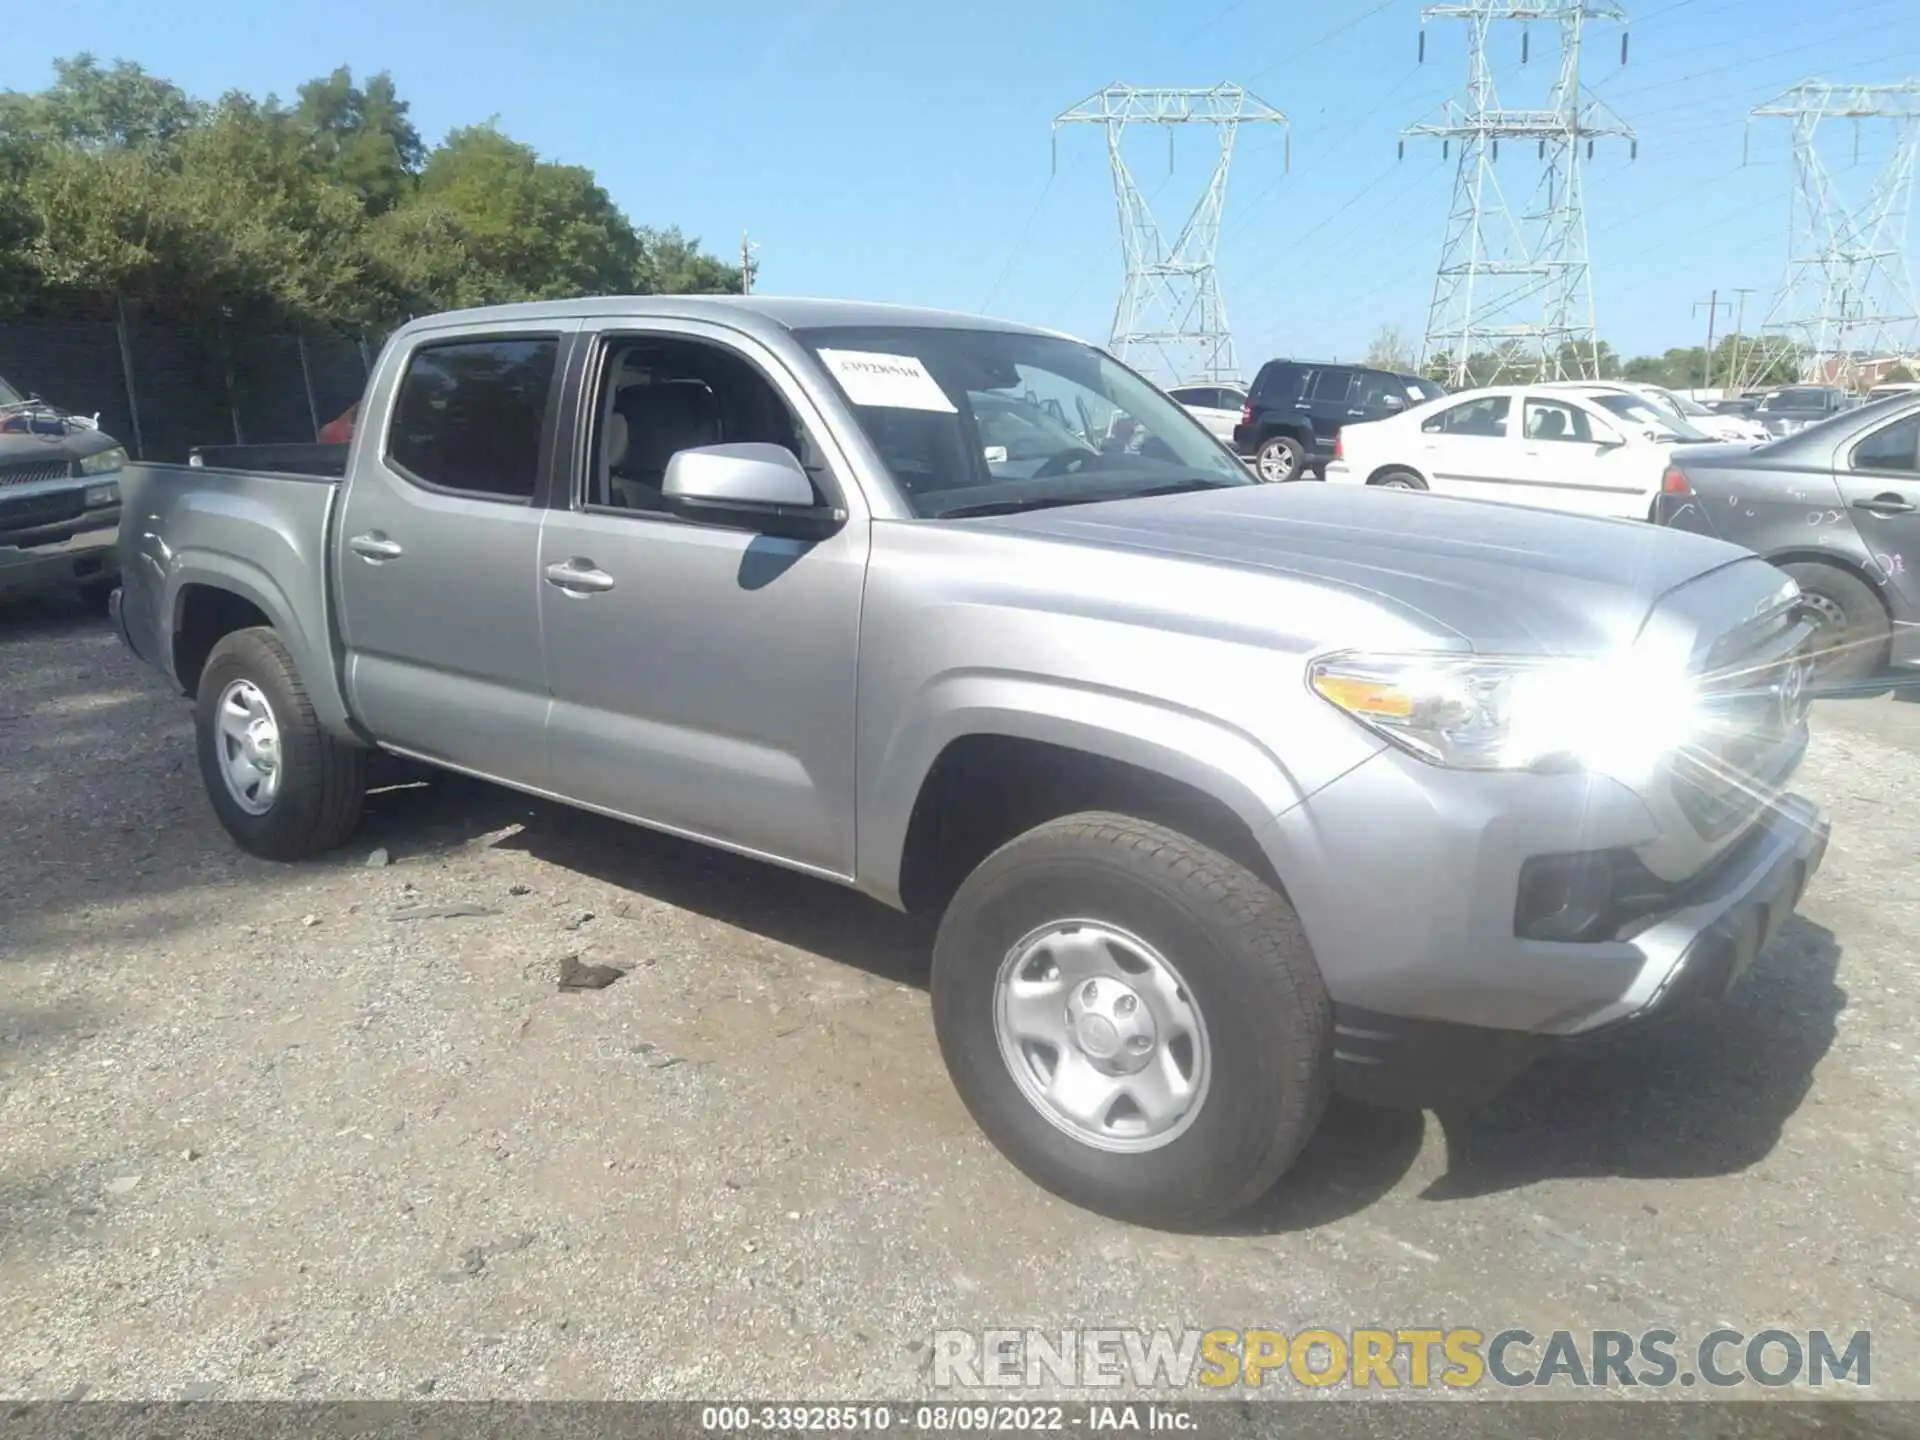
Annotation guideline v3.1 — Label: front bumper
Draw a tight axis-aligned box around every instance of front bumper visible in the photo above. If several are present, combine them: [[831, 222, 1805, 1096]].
[[1256, 738, 1830, 1107], [0, 514, 119, 599], [1328, 797, 1828, 1109]]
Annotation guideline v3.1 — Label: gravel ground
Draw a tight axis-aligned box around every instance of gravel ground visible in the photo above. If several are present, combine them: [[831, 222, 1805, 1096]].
[[1, 593, 1917, 1405]]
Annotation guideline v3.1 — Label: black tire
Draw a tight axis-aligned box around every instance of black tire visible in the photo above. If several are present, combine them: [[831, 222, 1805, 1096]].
[[1784, 562, 1888, 687], [1254, 434, 1306, 483], [1371, 468, 1427, 491], [194, 626, 367, 860], [931, 812, 1332, 1227]]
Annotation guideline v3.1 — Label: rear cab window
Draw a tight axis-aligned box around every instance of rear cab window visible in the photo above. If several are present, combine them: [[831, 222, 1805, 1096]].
[[386, 336, 561, 500]]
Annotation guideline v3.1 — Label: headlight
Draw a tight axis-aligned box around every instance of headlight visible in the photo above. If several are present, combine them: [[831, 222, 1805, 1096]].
[[83, 482, 119, 508], [77, 446, 126, 476], [1308, 650, 1702, 778]]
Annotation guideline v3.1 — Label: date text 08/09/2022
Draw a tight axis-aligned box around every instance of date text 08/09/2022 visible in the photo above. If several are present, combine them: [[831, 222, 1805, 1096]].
[[700, 1405, 1188, 1433]]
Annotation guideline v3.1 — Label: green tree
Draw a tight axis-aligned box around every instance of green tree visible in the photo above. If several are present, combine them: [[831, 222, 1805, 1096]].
[[0, 54, 203, 150], [295, 67, 423, 215]]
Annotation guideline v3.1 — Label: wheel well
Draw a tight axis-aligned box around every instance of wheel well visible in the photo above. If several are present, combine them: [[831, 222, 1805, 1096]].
[[1366, 464, 1426, 487], [172, 585, 271, 696], [1769, 550, 1895, 620], [896, 734, 1283, 918], [1258, 425, 1308, 448]]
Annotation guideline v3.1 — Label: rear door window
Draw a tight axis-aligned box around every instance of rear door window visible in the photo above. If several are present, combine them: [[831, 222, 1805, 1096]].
[[1853, 415, 1920, 473], [1422, 395, 1510, 437], [1310, 369, 1360, 406], [387, 337, 560, 500]]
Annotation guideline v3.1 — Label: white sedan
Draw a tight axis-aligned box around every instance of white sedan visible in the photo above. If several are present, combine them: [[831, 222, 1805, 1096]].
[[1322, 384, 1681, 520], [1167, 382, 1248, 446], [1539, 380, 1767, 444]]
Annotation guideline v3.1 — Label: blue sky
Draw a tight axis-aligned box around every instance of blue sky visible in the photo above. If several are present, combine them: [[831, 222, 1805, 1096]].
[[9, 0, 1920, 372]]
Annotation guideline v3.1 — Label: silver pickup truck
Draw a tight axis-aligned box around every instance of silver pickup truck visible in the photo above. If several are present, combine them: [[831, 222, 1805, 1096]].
[[112, 296, 1831, 1226]]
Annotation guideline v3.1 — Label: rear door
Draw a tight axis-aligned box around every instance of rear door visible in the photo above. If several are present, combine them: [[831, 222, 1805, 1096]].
[[333, 322, 575, 790], [1836, 408, 1920, 615], [1413, 393, 1519, 499], [1303, 367, 1361, 458], [1507, 393, 1655, 518]]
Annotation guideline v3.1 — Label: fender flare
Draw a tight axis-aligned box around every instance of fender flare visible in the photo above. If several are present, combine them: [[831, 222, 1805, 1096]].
[[858, 671, 1309, 906]]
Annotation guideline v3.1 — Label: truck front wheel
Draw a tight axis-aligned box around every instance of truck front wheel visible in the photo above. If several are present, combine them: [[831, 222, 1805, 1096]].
[[931, 812, 1332, 1227], [194, 627, 366, 860]]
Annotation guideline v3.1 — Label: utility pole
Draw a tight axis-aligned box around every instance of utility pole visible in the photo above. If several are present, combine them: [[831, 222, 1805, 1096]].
[[1740, 80, 1920, 388], [740, 229, 760, 295], [1055, 84, 1289, 384], [1693, 289, 1730, 392], [1728, 286, 1755, 391], [1402, 2, 1636, 387]]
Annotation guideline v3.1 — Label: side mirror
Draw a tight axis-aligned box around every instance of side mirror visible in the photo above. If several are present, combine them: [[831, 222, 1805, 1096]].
[[663, 443, 845, 540], [1382, 393, 1408, 411]]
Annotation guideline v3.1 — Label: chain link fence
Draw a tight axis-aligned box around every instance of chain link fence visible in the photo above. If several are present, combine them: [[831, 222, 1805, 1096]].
[[0, 311, 383, 462]]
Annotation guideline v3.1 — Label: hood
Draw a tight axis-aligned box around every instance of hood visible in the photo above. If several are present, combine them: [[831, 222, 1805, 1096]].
[[0, 406, 122, 469], [967, 482, 1764, 657]]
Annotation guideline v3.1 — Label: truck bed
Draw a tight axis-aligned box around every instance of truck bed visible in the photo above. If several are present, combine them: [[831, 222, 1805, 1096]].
[[114, 458, 351, 733]]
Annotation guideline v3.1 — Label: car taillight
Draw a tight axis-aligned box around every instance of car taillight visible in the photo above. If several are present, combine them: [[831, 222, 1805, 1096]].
[[1241, 403, 1253, 425], [1661, 465, 1691, 494], [1333, 431, 1344, 460]]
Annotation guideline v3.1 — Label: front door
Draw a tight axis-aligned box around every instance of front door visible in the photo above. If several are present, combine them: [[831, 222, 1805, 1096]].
[[1304, 368, 1360, 459], [1836, 409, 1920, 618], [1508, 394, 1654, 518], [333, 324, 573, 790], [537, 324, 867, 877]]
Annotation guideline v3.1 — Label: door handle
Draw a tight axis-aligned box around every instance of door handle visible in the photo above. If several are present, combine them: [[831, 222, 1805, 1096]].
[[348, 532, 403, 561], [1852, 494, 1916, 516], [1346, 409, 1367, 417], [544, 559, 616, 594]]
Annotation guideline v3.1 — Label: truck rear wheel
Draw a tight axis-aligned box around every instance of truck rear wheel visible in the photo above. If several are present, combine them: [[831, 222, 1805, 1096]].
[[194, 627, 366, 861], [930, 812, 1331, 1227]]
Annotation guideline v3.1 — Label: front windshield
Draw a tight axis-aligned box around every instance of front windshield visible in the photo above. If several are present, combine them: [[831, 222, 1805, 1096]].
[[795, 326, 1249, 518], [1590, 393, 1711, 442], [1654, 388, 1712, 418], [1759, 388, 1822, 412]]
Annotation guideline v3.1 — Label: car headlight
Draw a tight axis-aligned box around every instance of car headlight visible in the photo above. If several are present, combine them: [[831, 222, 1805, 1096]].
[[1309, 650, 1702, 779], [77, 446, 126, 476]]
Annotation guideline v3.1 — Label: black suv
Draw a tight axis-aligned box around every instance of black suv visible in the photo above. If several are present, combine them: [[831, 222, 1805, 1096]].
[[1233, 360, 1447, 481]]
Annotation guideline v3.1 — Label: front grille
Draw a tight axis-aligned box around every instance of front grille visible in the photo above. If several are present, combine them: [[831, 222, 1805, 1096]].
[[0, 459, 74, 487], [0, 487, 86, 534], [1673, 599, 1816, 838]]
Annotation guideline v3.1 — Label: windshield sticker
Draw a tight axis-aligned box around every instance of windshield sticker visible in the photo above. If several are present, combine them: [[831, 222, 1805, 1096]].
[[1405, 385, 1427, 402], [818, 349, 958, 413]]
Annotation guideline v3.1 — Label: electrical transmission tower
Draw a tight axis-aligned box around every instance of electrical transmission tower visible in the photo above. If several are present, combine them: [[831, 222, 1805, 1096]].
[[1055, 84, 1288, 384], [1403, 3, 1634, 387], [1739, 81, 1920, 390]]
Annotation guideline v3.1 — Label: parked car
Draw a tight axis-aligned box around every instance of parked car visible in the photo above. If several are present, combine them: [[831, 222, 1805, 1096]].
[[113, 295, 1829, 1227], [1232, 359, 1446, 482], [1323, 383, 1680, 519], [1865, 381, 1920, 403], [1653, 390, 1920, 685], [1167, 382, 1247, 445], [0, 375, 128, 609], [1540, 380, 1768, 444], [1754, 385, 1855, 438]]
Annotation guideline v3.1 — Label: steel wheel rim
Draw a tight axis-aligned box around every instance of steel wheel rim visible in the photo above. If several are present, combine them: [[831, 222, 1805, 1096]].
[[1258, 445, 1295, 482], [993, 920, 1211, 1154], [1380, 478, 1415, 490], [215, 678, 283, 816], [1799, 590, 1847, 634]]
